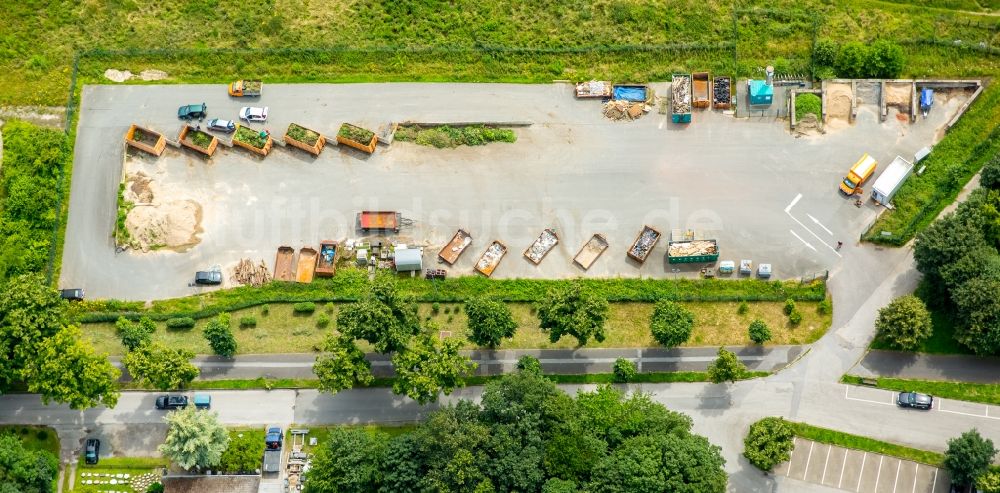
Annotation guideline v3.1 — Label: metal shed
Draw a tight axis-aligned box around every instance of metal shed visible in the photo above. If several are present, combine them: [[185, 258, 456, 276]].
[[393, 247, 423, 272], [748, 80, 773, 106]]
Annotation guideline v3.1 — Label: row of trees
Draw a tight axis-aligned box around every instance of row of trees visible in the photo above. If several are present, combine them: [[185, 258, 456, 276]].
[[304, 364, 728, 493], [911, 156, 1000, 355], [812, 39, 905, 80], [0, 432, 59, 492], [0, 274, 120, 408]]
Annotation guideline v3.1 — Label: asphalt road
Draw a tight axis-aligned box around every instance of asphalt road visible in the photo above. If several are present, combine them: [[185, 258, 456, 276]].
[[59, 83, 965, 299], [856, 350, 1000, 384], [112, 345, 803, 380]]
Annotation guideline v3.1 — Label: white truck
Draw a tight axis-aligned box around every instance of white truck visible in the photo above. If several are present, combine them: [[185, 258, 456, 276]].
[[870, 156, 914, 205]]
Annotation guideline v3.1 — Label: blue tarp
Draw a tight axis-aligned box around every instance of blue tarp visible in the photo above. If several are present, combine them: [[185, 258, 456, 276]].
[[920, 88, 934, 109], [613, 86, 647, 102]]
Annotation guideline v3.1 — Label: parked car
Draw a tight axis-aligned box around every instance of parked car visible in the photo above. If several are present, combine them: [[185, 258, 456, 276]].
[[155, 395, 189, 410], [178, 103, 207, 120], [239, 106, 268, 122], [265, 427, 283, 450], [84, 438, 100, 464], [194, 271, 222, 285], [206, 118, 236, 133], [60, 288, 85, 301], [897, 391, 933, 410]]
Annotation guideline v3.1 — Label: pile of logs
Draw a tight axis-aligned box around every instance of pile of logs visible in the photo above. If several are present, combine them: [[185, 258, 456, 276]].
[[231, 258, 272, 287]]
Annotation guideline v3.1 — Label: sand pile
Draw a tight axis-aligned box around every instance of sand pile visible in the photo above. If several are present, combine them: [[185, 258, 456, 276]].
[[125, 200, 202, 252], [140, 69, 168, 81], [794, 113, 824, 137], [885, 82, 912, 109], [104, 69, 133, 82], [826, 83, 853, 120], [124, 172, 154, 204]]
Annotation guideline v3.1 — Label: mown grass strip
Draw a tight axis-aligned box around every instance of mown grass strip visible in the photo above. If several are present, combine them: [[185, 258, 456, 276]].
[[788, 421, 945, 466], [843, 374, 1000, 407], [122, 371, 769, 391]]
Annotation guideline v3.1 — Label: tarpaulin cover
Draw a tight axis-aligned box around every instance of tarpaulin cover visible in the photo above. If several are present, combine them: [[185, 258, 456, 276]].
[[613, 86, 647, 102], [920, 88, 934, 108]]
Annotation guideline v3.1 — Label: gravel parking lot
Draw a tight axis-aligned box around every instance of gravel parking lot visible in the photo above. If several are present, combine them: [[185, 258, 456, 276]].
[[60, 83, 968, 300]]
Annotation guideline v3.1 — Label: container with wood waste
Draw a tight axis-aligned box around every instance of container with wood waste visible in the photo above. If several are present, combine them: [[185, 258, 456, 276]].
[[671, 74, 692, 123], [438, 229, 472, 265], [475, 241, 508, 277], [628, 226, 662, 263], [296, 247, 317, 283], [573, 234, 609, 270], [124, 124, 167, 156], [667, 239, 719, 264], [274, 246, 295, 282], [524, 229, 558, 265]]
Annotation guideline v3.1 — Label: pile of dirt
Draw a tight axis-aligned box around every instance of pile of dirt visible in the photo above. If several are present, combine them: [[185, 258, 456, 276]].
[[826, 83, 853, 119], [104, 69, 134, 82], [885, 83, 912, 108], [125, 200, 202, 252], [794, 113, 824, 137], [603, 100, 648, 121], [139, 69, 168, 81], [125, 172, 154, 204]]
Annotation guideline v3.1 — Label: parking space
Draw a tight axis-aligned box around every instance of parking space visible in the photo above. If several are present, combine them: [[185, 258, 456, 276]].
[[844, 384, 1000, 420], [774, 437, 949, 493], [61, 83, 969, 299]]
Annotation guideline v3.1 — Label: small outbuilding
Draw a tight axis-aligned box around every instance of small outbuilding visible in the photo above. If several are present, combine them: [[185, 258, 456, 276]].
[[393, 247, 423, 273], [748, 80, 774, 106]]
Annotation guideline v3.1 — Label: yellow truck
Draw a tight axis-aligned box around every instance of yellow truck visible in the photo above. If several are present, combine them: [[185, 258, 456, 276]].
[[839, 153, 878, 195], [228, 80, 261, 97]]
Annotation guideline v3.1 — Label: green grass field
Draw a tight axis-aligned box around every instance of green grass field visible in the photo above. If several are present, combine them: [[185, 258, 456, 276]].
[[84, 299, 831, 356], [0, 425, 59, 455]]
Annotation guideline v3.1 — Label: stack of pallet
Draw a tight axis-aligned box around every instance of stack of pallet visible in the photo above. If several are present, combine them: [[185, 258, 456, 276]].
[[231, 258, 271, 287]]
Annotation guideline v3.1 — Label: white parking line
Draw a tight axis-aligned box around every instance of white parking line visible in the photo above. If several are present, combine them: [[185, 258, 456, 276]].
[[844, 385, 896, 406], [912, 464, 919, 493], [839, 448, 848, 489], [821, 444, 831, 484], [932, 469, 938, 491], [790, 229, 817, 251], [806, 213, 834, 235], [785, 194, 803, 213], [874, 456, 884, 491], [857, 452, 868, 492], [803, 441, 815, 480], [784, 193, 842, 257], [892, 458, 901, 493]]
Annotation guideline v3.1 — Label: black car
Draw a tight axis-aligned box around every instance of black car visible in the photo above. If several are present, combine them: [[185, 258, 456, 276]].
[[897, 391, 933, 410], [265, 427, 283, 450], [84, 438, 100, 464], [60, 288, 85, 301], [194, 271, 222, 285], [155, 395, 189, 410], [178, 103, 207, 120]]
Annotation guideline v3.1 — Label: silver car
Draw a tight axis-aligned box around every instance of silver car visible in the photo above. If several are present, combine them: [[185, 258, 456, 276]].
[[239, 106, 268, 122]]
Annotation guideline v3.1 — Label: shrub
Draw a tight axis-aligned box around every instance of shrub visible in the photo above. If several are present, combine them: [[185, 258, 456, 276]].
[[203, 314, 237, 357], [325, 302, 335, 313], [612, 358, 637, 383], [812, 39, 838, 71], [795, 94, 822, 119], [874, 295, 932, 350], [116, 316, 156, 351], [465, 297, 517, 348], [36, 430, 48, 441], [261, 304, 270, 316], [744, 417, 795, 471], [783, 299, 796, 316], [293, 302, 316, 314], [981, 156, 1000, 191], [517, 355, 543, 375], [239, 316, 257, 328], [431, 302, 441, 314], [737, 301, 749, 315], [316, 313, 331, 329], [443, 306, 451, 314], [748, 319, 772, 345], [650, 300, 695, 348], [789, 310, 803, 326], [818, 299, 832, 315], [166, 317, 196, 329], [147, 484, 164, 493]]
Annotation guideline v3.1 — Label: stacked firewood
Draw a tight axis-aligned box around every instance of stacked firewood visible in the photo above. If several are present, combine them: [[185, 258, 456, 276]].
[[232, 258, 271, 287]]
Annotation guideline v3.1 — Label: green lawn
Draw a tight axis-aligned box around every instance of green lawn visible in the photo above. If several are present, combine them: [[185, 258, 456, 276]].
[[843, 375, 1000, 407], [85, 300, 831, 356], [74, 457, 167, 493], [298, 424, 420, 454], [0, 425, 59, 455], [788, 421, 945, 467]]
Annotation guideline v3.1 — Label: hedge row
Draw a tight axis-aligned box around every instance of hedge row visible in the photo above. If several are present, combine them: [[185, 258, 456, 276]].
[[76, 270, 826, 323]]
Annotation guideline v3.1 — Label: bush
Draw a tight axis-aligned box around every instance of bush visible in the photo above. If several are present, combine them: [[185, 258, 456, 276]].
[[744, 417, 795, 471], [650, 300, 695, 348], [783, 299, 796, 316], [812, 39, 838, 73], [748, 319, 772, 345], [818, 299, 832, 315], [737, 301, 749, 315], [612, 358, 637, 383], [261, 304, 270, 315], [325, 302, 335, 313], [293, 302, 316, 314], [431, 302, 441, 314], [116, 316, 156, 351], [788, 310, 803, 326], [517, 355, 542, 375], [239, 316, 257, 328], [316, 313, 331, 329], [36, 430, 48, 441], [166, 317, 196, 329], [795, 94, 822, 119], [465, 297, 517, 348], [147, 484, 164, 493], [203, 314, 237, 357]]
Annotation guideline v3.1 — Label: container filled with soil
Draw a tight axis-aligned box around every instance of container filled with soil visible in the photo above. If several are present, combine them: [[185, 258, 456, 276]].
[[336, 123, 377, 154], [284, 123, 326, 156], [178, 125, 218, 157]]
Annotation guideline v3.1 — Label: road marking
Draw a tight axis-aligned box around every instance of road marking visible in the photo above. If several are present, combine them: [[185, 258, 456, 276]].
[[821, 443, 831, 484], [912, 464, 919, 493], [838, 448, 848, 489], [803, 441, 815, 480], [874, 455, 884, 492], [786, 210, 843, 257], [785, 193, 803, 213], [932, 469, 938, 491], [857, 452, 868, 492], [790, 230, 817, 251], [807, 213, 834, 235], [892, 458, 900, 493], [788, 437, 797, 477], [937, 407, 1000, 420], [844, 385, 896, 406]]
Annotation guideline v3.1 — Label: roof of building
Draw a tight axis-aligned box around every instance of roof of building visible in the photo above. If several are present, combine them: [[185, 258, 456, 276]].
[[163, 475, 260, 493], [749, 80, 774, 96]]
